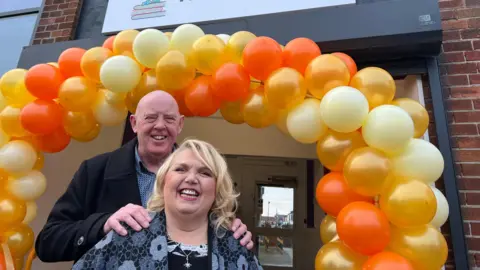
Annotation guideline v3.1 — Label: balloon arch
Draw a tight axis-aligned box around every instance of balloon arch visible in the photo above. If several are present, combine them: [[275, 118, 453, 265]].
[[0, 24, 448, 269]]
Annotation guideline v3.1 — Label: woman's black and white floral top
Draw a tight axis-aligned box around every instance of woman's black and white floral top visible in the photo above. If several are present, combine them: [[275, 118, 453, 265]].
[[72, 211, 262, 270]]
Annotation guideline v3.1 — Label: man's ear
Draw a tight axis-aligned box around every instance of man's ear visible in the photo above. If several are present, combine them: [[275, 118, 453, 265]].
[[177, 115, 185, 134], [129, 114, 138, 133]]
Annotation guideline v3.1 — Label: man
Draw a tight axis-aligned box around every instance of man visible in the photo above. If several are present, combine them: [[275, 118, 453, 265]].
[[36, 90, 254, 263]]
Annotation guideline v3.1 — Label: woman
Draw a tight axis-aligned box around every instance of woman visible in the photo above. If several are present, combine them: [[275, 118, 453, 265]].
[[72, 139, 262, 269]]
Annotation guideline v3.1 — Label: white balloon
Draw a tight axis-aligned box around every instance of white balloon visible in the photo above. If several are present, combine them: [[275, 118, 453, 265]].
[[390, 138, 445, 184], [287, 98, 327, 144], [133, 29, 170, 69], [320, 86, 369, 133], [7, 170, 47, 201], [170, 24, 205, 56], [216, 34, 231, 44], [430, 187, 449, 228], [100, 55, 142, 93], [0, 140, 36, 174]]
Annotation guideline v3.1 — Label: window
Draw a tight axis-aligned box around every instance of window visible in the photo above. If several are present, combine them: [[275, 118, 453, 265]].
[[0, 0, 42, 14]]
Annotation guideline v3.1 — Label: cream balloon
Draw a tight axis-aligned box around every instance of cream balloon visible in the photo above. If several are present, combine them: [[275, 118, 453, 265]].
[[320, 86, 369, 133], [100, 55, 142, 93], [287, 98, 327, 144], [92, 90, 128, 126], [133, 29, 170, 69], [170, 24, 205, 56], [0, 140, 37, 174], [217, 34, 231, 44], [390, 138, 444, 184], [7, 170, 47, 201], [22, 201, 37, 225], [430, 187, 449, 228], [362, 105, 414, 154]]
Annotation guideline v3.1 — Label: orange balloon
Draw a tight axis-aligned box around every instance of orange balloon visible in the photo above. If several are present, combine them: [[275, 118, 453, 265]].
[[20, 100, 63, 135], [242, 37, 283, 81], [315, 172, 373, 217], [58, 48, 86, 78], [362, 252, 414, 270], [171, 89, 195, 117], [283, 37, 321, 74], [211, 63, 250, 102], [33, 127, 70, 153], [332, 52, 358, 78], [185, 76, 220, 117], [24, 64, 65, 100], [103, 36, 116, 52], [337, 201, 390, 256]]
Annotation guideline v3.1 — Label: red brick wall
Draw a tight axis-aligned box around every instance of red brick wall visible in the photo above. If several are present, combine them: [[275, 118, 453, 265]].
[[439, 0, 480, 268], [33, 0, 83, 45]]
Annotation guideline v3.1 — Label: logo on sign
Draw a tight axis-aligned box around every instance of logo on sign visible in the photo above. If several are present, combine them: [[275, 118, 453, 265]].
[[131, 0, 167, 20]]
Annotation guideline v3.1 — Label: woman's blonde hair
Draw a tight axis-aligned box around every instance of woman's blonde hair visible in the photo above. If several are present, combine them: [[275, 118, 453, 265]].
[[147, 138, 239, 235]]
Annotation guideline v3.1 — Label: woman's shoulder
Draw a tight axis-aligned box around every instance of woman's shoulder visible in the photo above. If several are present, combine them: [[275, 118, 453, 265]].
[[214, 229, 262, 269]]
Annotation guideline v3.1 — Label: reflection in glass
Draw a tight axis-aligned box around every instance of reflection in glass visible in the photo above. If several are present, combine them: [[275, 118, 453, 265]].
[[256, 186, 294, 228], [257, 235, 294, 267]]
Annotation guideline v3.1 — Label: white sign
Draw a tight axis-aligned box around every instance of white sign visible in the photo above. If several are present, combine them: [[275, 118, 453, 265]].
[[102, 0, 355, 34]]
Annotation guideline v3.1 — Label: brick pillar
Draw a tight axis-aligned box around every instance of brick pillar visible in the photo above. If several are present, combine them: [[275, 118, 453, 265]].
[[33, 0, 83, 45], [438, 0, 480, 268]]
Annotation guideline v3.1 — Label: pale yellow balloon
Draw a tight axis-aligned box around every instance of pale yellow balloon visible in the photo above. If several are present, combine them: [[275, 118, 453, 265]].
[[156, 50, 196, 91], [216, 34, 230, 44], [390, 138, 444, 184], [170, 24, 205, 56], [7, 170, 47, 201], [320, 215, 337, 244], [315, 241, 367, 270], [430, 187, 449, 228], [100, 55, 142, 93], [0, 106, 29, 137], [287, 98, 327, 144], [133, 29, 170, 69], [362, 105, 414, 154], [22, 201, 37, 225], [224, 31, 257, 64], [391, 98, 429, 138], [191, 34, 227, 75], [320, 86, 369, 133], [0, 140, 37, 174], [92, 90, 128, 126]]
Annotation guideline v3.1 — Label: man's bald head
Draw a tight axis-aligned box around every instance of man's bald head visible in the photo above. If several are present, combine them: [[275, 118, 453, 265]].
[[135, 90, 180, 117]]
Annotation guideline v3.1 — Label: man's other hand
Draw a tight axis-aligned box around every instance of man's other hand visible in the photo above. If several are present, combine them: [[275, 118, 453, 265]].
[[103, 204, 152, 236]]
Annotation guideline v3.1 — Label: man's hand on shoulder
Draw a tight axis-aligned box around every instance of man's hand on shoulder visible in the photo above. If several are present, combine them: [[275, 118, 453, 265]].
[[103, 203, 152, 236], [231, 218, 254, 250]]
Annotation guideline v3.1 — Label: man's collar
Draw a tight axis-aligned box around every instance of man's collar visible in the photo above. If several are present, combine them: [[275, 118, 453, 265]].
[[134, 142, 178, 173]]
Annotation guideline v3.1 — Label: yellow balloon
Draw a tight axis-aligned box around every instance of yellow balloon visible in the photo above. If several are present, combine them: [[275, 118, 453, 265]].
[[33, 151, 44, 170], [316, 130, 366, 172], [0, 69, 35, 108], [0, 194, 26, 232], [220, 101, 244, 124], [100, 55, 142, 93], [63, 110, 100, 142], [125, 92, 138, 114], [216, 34, 230, 44], [75, 124, 101, 142], [133, 29, 170, 69], [391, 98, 429, 138], [224, 31, 257, 64], [305, 55, 350, 99], [0, 140, 36, 175], [265, 67, 306, 110], [389, 138, 444, 184], [0, 106, 29, 137], [0, 91, 8, 112], [380, 177, 436, 228], [7, 170, 46, 201], [133, 70, 158, 100], [315, 241, 367, 270], [80, 47, 113, 83], [362, 105, 414, 155], [92, 90, 128, 126], [22, 201, 37, 225], [320, 215, 337, 244], [350, 67, 396, 109], [104, 90, 127, 106], [156, 50, 196, 91], [165, 32, 172, 40], [3, 224, 34, 257], [430, 187, 449, 228], [47, 62, 59, 68], [344, 147, 391, 197], [388, 224, 448, 270], [59, 77, 97, 112], [241, 88, 278, 128], [170, 24, 205, 57], [275, 109, 290, 135], [191, 35, 227, 75], [113, 29, 139, 55], [319, 86, 369, 133], [287, 98, 327, 144]]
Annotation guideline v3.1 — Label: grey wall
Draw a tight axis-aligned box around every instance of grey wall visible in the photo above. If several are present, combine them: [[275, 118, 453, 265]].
[[75, 0, 109, 39]]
